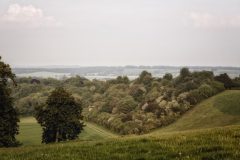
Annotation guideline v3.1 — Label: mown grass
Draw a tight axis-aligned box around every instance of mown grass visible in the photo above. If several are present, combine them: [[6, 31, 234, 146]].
[[17, 117, 118, 145], [17, 117, 42, 145], [154, 90, 240, 132], [1, 125, 240, 160]]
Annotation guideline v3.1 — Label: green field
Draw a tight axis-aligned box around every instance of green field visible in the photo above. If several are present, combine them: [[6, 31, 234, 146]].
[[2, 90, 240, 159], [17, 117, 118, 145], [17, 117, 42, 145], [2, 125, 240, 160]]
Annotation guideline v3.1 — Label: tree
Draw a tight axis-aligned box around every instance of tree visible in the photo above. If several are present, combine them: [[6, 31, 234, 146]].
[[137, 71, 153, 91], [180, 68, 190, 78], [214, 73, 233, 89], [198, 84, 213, 98], [35, 87, 84, 143], [163, 73, 173, 81], [0, 56, 19, 147], [117, 95, 137, 114]]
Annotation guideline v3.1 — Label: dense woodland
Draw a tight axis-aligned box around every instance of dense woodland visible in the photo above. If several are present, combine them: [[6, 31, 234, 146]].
[[12, 68, 240, 135]]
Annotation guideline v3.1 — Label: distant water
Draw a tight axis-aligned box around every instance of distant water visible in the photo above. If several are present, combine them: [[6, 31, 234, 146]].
[[14, 66, 240, 80], [17, 71, 71, 79]]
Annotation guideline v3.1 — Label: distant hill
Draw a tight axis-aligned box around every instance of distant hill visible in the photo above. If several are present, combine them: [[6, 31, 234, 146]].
[[154, 90, 240, 133], [13, 66, 240, 80]]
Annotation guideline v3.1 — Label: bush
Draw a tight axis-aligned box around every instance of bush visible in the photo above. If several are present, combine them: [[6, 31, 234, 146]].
[[163, 73, 173, 80], [210, 81, 225, 94], [198, 84, 214, 98], [117, 96, 137, 114], [187, 89, 202, 105]]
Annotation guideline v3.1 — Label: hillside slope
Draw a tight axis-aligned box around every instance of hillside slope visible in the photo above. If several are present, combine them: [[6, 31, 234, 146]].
[[2, 125, 240, 160], [154, 90, 240, 133], [17, 117, 118, 145]]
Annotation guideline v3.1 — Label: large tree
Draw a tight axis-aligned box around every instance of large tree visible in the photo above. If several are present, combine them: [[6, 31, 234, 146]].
[[0, 56, 19, 147], [214, 73, 233, 89], [35, 87, 84, 143]]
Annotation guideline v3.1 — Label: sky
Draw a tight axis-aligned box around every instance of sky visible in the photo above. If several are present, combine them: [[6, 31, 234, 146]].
[[0, 0, 240, 67]]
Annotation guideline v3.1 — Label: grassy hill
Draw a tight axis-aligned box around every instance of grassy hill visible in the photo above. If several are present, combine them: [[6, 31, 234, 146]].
[[153, 90, 240, 133], [17, 117, 118, 145], [1, 90, 240, 159], [1, 125, 240, 160]]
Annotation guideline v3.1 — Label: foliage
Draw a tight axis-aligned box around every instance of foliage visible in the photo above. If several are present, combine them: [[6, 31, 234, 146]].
[[214, 73, 234, 89], [180, 67, 190, 78], [163, 73, 173, 80], [34, 87, 84, 143], [12, 67, 235, 135], [0, 56, 20, 147]]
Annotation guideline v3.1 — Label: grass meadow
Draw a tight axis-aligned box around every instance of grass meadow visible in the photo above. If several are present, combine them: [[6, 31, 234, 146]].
[[1, 90, 240, 160]]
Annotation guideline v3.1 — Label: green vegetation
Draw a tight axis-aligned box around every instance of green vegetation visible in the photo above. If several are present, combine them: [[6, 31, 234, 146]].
[[17, 117, 117, 145], [1, 125, 240, 160], [0, 56, 19, 147], [85, 69, 225, 134], [214, 91, 240, 115], [1, 90, 240, 159], [154, 90, 240, 132], [17, 117, 41, 145], [11, 68, 232, 135], [35, 87, 84, 143]]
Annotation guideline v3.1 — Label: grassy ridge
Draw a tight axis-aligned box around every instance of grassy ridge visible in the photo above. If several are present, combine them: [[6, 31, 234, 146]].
[[2, 125, 240, 160], [154, 90, 240, 133], [17, 117, 118, 145]]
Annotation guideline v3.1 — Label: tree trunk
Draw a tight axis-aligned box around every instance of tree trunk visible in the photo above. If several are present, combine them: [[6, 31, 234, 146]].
[[56, 128, 59, 142]]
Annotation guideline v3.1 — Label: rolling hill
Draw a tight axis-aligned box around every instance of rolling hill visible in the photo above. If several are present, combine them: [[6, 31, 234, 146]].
[[1, 90, 240, 159], [17, 117, 118, 145], [153, 90, 240, 133]]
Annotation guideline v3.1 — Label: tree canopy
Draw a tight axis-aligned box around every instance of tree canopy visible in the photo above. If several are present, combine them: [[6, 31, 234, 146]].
[[35, 87, 84, 143], [0, 56, 19, 147]]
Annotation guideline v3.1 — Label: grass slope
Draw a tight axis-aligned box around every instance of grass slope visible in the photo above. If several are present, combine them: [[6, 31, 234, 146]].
[[3, 90, 239, 159], [154, 90, 240, 133], [17, 117, 118, 145], [1, 125, 240, 160]]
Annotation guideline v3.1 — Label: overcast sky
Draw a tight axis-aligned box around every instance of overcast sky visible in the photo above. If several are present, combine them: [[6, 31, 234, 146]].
[[0, 0, 240, 67]]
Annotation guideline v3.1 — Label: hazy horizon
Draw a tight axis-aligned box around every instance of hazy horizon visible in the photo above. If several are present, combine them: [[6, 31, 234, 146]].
[[12, 64, 240, 68], [1, 0, 240, 67]]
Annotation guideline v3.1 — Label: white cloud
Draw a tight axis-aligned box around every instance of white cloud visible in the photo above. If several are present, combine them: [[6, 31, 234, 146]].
[[0, 4, 62, 28], [189, 12, 240, 28]]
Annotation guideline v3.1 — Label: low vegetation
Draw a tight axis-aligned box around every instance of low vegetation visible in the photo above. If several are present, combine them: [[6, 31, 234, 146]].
[[1, 125, 240, 160]]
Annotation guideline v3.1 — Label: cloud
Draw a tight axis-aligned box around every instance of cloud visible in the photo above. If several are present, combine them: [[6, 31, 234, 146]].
[[0, 4, 62, 28], [189, 12, 240, 28]]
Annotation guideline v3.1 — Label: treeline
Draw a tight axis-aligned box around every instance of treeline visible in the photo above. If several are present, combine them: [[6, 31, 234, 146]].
[[12, 68, 240, 135], [84, 69, 228, 134]]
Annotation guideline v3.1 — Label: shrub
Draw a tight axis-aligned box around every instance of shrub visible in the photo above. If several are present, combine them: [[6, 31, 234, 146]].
[[187, 89, 202, 105], [210, 81, 225, 94], [198, 84, 214, 98]]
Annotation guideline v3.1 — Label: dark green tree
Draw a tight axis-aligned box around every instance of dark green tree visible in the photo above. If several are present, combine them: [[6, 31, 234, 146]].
[[137, 71, 153, 91], [180, 68, 190, 78], [0, 56, 19, 147], [214, 73, 233, 89], [163, 73, 173, 81], [35, 87, 84, 143]]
